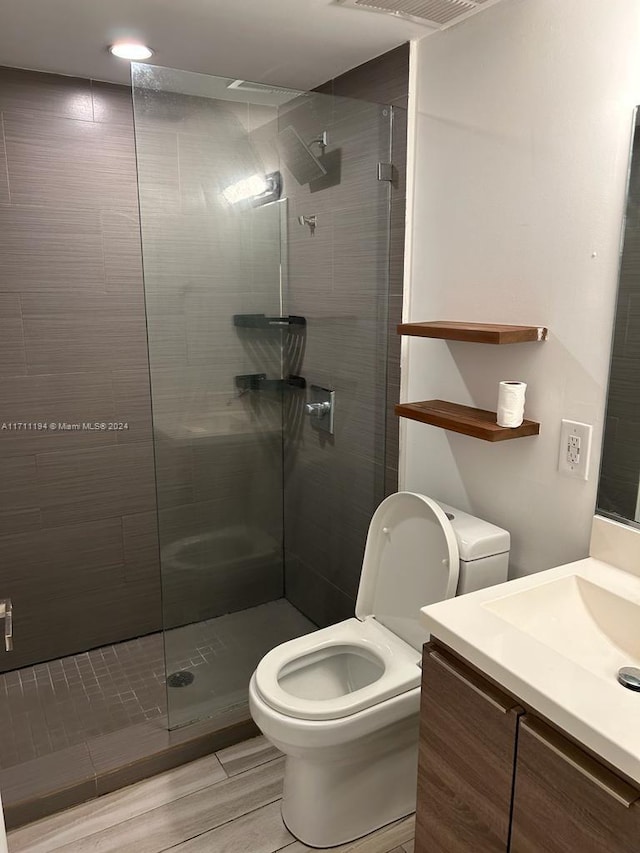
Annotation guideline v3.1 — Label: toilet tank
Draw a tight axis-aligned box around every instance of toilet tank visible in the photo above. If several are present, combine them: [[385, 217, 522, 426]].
[[437, 501, 510, 595]]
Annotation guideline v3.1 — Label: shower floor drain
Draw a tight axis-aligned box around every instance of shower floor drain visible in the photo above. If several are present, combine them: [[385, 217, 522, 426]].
[[167, 671, 195, 688]]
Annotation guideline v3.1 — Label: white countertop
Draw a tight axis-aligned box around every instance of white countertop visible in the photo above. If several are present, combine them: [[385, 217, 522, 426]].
[[421, 556, 640, 786]]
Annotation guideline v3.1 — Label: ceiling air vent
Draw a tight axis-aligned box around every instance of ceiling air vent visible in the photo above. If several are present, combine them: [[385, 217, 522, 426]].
[[339, 0, 500, 28]]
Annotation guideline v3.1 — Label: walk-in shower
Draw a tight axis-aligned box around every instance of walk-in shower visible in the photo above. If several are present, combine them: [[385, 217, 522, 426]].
[[0, 59, 403, 824]]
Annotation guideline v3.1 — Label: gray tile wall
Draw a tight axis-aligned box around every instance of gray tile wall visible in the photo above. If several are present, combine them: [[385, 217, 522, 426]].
[[282, 46, 408, 626], [598, 131, 640, 521], [0, 67, 161, 671]]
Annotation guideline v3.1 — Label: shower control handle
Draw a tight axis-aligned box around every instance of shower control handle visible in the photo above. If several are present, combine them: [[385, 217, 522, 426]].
[[305, 402, 331, 418], [306, 385, 335, 435], [0, 599, 13, 652]]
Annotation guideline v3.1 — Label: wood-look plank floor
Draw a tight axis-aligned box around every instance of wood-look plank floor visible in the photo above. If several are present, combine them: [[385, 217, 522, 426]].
[[7, 736, 415, 853]]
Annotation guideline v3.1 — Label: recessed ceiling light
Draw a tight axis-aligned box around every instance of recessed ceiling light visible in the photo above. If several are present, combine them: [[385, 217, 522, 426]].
[[109, 43, 154, 60]]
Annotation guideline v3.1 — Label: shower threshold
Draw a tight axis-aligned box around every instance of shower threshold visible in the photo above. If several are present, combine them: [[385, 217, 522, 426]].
[[0, 598, 313, 829]]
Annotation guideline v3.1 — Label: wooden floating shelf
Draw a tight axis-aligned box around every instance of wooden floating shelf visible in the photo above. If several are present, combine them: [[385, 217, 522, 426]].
[[397, 321, 548, 345], [396, 400, 540, 442]]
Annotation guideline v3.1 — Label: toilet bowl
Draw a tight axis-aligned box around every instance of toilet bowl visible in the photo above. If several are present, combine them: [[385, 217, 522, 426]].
[[249, 491, 510, 848]]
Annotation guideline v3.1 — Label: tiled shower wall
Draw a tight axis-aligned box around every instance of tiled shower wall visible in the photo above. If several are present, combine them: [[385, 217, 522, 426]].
[[599, 126, 640, 521], [282, 46, 408, 626], [0, 67, 161, 671]]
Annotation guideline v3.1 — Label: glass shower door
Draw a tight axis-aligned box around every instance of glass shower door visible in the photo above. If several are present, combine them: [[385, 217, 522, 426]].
[[280, 90, 394, 628], [132, 64, 394, 730], [132, 66, 307, 729]]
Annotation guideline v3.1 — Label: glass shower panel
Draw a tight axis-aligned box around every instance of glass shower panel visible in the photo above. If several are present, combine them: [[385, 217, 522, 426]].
[[132, 64, 393, 730], [281, 93, 393, 628], [133, 66, 295, 729]]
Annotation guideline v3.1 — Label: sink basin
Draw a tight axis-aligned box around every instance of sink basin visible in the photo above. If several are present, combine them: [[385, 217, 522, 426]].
[[420, 556, 640, 786], [483, 575, 640, 680]]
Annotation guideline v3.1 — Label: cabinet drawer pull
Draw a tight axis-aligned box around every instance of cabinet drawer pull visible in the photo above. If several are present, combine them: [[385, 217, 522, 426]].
[[428, 648, 520, 715], [522, 717, 640, 808]]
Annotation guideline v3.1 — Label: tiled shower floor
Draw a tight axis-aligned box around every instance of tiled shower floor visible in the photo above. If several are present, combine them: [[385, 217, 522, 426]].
[[165, 599, 315, 729], [0, 634, 166, 770], [0, 599, 314, 770]]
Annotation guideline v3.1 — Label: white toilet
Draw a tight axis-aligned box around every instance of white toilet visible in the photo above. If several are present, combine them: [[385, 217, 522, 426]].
[[249, 491, 510, 848]]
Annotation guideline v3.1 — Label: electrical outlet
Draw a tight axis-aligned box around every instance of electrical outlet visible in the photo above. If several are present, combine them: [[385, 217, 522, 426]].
[[567, 434, 580, 465], [558, 420, 592, 480]]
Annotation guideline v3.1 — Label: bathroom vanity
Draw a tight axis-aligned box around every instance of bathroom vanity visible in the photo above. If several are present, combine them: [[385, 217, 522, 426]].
[[416, 641, 640, 852], [416, 516, 640, 852]]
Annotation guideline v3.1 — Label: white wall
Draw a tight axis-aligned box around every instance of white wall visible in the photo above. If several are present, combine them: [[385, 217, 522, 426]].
[[402, 0, 640, 577]]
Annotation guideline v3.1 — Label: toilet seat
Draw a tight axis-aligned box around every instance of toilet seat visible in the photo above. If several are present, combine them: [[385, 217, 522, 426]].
[[255, 492, 459, 723], [356, 492, 459, 650], [254, 617, 421, 721]]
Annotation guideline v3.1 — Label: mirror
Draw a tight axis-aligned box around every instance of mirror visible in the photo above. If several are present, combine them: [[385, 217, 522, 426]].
[[597, 110, 640, 525]]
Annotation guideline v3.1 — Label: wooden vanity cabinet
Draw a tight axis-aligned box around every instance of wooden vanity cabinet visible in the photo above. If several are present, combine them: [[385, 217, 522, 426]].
[[415, 643, 523, 853], [417, 641, 640, 853], [510, 717, 640, 853]]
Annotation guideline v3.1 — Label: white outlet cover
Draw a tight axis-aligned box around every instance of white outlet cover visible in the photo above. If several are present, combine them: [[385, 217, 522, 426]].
[[558, 420, 593, 480]]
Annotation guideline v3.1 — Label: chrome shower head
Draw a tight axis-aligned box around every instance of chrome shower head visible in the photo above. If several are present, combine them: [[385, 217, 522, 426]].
[[277, 126, 327, 186]]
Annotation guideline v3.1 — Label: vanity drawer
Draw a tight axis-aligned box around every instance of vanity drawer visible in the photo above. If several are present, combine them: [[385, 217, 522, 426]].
[[511, 716, 640, 852], [415, 643, 522, 853]]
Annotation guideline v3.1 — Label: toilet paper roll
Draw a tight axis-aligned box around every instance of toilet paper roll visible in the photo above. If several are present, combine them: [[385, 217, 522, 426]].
[[497, 381, 527, 428]]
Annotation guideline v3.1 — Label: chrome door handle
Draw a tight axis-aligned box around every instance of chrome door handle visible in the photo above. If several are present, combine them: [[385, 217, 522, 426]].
[[0, 599, 13, 651]]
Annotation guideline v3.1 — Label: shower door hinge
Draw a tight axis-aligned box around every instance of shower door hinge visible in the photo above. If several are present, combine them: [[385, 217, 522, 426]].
[[377, 162, 393, 182]]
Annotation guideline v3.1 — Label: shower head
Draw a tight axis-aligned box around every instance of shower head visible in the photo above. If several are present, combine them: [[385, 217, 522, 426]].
[[277, 126, 327, 186]]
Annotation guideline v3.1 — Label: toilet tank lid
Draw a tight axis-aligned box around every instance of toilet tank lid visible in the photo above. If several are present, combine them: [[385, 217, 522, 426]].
[[437, 500, 510, 562]]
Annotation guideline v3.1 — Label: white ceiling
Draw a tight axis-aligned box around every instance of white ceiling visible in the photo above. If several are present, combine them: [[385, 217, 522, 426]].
[[0, 0, 434, 89]]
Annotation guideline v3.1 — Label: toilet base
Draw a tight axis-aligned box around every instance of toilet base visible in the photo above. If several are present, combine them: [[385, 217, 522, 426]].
[[280, 716, 419, 848]]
